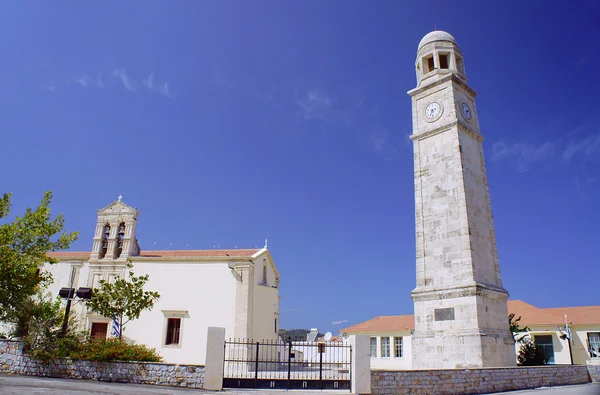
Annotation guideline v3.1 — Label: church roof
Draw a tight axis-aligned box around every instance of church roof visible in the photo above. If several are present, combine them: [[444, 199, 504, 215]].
[[341, 300, 600, 334], [47, 248, 261, 260], [418, 30, 456, 50]]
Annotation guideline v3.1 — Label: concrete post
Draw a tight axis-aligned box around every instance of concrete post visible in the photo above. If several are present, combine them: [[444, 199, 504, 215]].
[[204, 327, 226, 390], [349, 335, 371, 394]]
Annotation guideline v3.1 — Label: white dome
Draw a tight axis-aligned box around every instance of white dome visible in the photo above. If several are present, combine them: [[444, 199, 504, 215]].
[[418, 30, 456, 50]]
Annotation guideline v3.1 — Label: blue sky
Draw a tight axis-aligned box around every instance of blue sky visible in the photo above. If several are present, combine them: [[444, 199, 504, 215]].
[[1, 1, 599, 335]]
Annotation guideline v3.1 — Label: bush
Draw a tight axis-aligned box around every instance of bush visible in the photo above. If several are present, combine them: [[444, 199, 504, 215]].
[[71, 338, 163, 362], [517, 338, 549, 366], [31, 337, 162, 363]]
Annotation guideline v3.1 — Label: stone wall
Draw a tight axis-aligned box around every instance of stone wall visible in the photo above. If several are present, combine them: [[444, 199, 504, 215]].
[[588, 363, 600, 383], [372, 365, 591, 395], [0, 340, 205, 388]]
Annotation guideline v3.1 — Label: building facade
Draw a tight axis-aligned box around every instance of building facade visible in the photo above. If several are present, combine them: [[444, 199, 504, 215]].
[[341, 300, 600, 369], [44, 199, 281, 365], [408, 30, 515, 368]]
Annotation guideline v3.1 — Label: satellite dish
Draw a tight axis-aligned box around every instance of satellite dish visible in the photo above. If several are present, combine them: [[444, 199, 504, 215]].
[[324, 332, 333, 341]]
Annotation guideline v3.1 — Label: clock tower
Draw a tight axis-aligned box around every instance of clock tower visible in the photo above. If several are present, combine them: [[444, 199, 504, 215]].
[[408, 31, 515, 368]]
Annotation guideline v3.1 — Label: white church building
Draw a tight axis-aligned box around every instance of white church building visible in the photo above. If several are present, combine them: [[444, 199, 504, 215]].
[[44, 198, 281, 365]]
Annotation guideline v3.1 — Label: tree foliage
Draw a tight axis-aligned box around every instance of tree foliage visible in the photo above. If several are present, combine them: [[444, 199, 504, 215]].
[[18, 290, 82, 358], [508, 313, 530, 344], [85, 263, 160, 339], [0, 191, 78, 323]]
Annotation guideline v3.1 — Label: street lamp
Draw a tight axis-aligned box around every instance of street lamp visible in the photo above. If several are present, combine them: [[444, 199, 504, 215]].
[[58, 267, 92, 337]]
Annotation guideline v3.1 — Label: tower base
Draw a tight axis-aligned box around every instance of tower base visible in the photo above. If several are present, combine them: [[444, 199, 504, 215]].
[[411, 284, 517, 369], [411, 329, 516, 369]]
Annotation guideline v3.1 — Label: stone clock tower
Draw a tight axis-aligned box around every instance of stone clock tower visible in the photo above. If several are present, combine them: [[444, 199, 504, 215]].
[[408, 31, 515, 368]]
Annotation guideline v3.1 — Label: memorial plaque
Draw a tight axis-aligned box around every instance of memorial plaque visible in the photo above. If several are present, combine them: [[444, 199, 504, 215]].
[[434, 307, 455, 321]]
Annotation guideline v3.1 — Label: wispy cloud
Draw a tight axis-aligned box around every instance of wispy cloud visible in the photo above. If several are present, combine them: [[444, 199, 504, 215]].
[[563, 133, 600, 162], [142, 72, 173, 98], [491, 141, 557, 173], [113, 68, 136, 91], [295, 90, 358, 130], [369, 127, 398, 161], [48, 68, 173, 98]]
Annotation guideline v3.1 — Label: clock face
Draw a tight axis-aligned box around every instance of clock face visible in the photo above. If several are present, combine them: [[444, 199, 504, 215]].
[[461, 102, 472, 121], [425, 102, 442, 119]]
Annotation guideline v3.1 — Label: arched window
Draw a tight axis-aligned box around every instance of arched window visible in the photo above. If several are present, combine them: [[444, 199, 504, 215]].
[[114, 222, 125, 258], [99, 224, 110, 259]]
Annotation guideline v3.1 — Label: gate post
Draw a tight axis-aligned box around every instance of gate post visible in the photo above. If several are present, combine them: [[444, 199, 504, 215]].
[[349, 335, 371, 394], [204, 327, 226, 390]]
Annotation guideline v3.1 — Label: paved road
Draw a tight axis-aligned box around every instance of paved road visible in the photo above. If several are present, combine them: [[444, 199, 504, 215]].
[[485, 383, 600, 395], [0, 374, 598, 394], [0, 374, 349, 395]]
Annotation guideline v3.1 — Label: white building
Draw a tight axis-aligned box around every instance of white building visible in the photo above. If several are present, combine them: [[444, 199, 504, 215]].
[[44, 198, 281, 365], [341, 300, 600, 369]]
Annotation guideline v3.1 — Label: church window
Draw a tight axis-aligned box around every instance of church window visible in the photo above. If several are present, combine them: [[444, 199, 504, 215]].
[[394, 337, 403, 358], [588, 333, 600, 358], [262, 263, 268, 285], [165, 318, 181, 345], [380, 336, 390, 357], [439, 53, 449, 69], [370, 337, 377, 357], [425, 55, 435, 73], [274, 318, 278, 333], [99, 224, 110, 259], [114, 222, 125, 259]]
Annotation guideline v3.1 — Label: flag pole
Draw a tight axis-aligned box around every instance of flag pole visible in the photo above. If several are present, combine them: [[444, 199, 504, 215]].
[[565, 314, 573, 365]]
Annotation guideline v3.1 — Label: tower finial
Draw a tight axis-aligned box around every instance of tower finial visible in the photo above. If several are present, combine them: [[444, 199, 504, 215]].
[[264, 239, 268, 249], [118, 194, 123, 202]]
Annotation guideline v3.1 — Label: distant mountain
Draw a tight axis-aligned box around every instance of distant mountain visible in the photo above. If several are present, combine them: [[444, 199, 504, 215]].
[[279, 328, 324, 341]]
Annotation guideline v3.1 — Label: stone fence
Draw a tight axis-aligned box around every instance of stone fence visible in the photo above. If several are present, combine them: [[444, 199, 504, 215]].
[[372, 365, 592, 395], [0, 340, 205, 389], [588, 363, 600, 383]]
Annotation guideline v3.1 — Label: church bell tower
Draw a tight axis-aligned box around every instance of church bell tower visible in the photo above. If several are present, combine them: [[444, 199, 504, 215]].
[[89, 196, 140, 263], [408, 31, 516, 368]]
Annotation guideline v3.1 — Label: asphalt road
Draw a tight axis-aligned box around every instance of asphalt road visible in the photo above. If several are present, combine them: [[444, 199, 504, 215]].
[[0, 374, 598, 395]]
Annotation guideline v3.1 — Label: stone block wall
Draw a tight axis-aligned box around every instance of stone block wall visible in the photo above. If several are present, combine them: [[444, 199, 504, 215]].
[[0, 340, 205, 388], [588, 363, 600, 383], [372, 365, 591, 395]]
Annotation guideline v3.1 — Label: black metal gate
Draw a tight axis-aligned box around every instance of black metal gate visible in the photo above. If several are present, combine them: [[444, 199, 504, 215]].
[[223, 338, 351, 390]]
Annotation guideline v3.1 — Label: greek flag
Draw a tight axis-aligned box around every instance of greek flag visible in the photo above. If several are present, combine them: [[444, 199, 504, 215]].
[[566, 321, 573, 345], [112, 316, 120, 338]]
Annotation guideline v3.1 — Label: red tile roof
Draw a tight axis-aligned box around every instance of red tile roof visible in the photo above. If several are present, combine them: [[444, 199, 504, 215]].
[[46, 249, 261, 260], [341, 300, 600, 334], [342, 315, 415, 334]]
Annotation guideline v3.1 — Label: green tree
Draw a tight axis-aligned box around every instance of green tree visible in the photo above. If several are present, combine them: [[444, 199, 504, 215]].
[[509, 313, 530, 344], [85, 263, 160, 339], [0, 191, 78, 324]]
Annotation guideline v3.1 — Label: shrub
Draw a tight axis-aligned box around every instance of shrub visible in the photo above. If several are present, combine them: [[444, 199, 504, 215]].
[[72, 338, 163, 362], [517, 338, 549, 366]]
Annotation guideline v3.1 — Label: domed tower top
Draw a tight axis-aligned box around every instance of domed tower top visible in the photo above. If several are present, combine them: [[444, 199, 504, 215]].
[[414, 30, 466, 88]]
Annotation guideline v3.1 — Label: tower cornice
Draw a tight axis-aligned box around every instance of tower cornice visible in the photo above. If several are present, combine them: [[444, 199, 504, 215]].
[[408, 73, 476, 98]]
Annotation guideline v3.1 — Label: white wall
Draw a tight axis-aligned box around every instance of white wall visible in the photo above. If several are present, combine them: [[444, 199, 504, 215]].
[[42, 260, 239, 365], [251, 253, 279, 342], [126, 261, 237, 365], [347, 331, 413, 370]]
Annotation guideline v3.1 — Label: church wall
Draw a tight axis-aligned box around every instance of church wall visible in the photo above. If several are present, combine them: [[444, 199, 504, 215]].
[[251, 254, 280, 343], [127, 261, 237, 365]]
